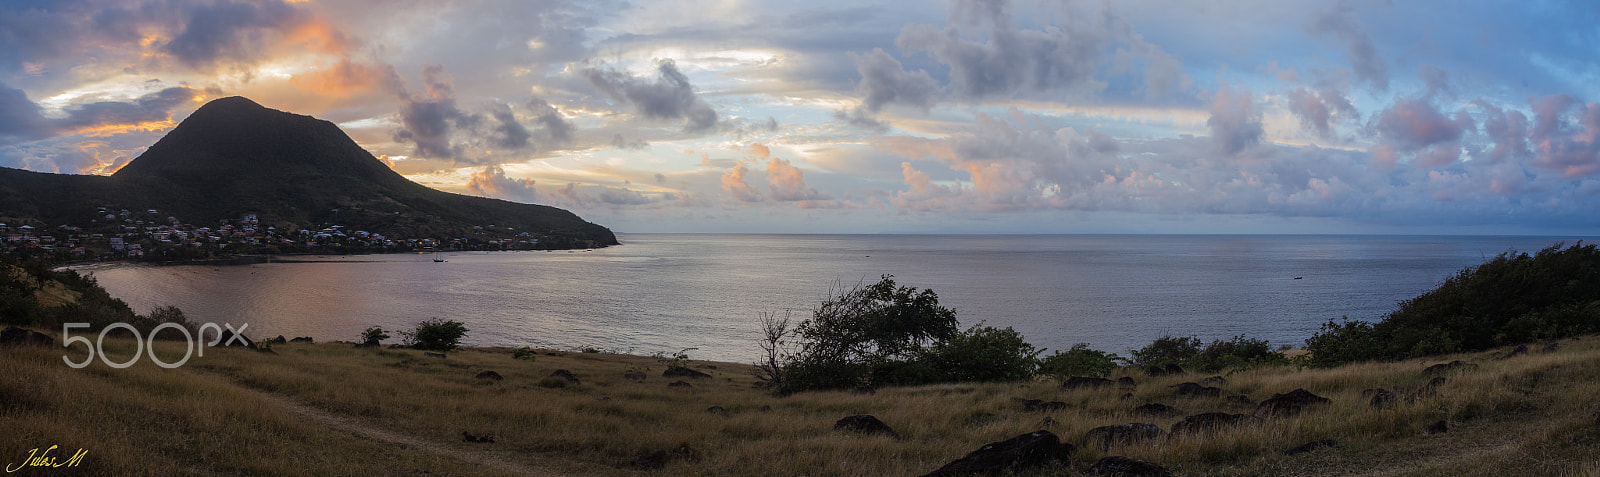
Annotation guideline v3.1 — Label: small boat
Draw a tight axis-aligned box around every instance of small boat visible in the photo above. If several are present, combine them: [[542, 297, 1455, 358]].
[[433, 251, 446, 263]]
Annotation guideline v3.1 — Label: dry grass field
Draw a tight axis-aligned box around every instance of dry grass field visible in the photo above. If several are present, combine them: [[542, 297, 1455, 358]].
[[4, 330, 1600, 476]]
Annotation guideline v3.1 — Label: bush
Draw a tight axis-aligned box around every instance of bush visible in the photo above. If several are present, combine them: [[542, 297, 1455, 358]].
[[916, 325, 1040, 383], [512, 347, 537, 361], [399, 318, 467, 351], [762, 276, 1043, 393], [1191, 335, 1285, 372], [360, 326, 389, 346], [1039, 343, 1123, 378], [1129, 335, 1203, 368]]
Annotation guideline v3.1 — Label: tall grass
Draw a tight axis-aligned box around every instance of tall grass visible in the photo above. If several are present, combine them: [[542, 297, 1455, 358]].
[[4, 330, 1600, 475]]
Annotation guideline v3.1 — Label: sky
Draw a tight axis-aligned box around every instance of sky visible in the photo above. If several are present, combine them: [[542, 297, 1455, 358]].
[[2, 0, 1599, 235]]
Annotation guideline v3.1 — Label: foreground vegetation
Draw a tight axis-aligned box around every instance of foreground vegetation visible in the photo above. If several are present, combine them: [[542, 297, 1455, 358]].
[[3, 332, 1600, 475]]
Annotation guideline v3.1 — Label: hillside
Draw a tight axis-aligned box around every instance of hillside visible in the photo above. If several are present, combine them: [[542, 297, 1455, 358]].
[[0, 96, 616, 249]]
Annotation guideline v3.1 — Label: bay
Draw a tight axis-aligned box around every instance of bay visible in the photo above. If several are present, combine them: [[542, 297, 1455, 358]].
[[81, 234, 1593, 362]]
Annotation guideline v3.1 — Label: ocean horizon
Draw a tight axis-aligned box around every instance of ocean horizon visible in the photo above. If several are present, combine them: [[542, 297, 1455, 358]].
[[82, 233, 1597, 362]]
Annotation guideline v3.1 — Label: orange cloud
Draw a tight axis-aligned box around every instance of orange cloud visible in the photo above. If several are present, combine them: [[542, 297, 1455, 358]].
[[290, 59, 397, 97], [282, 17, 355, 55], [63, 120, 178, 137]]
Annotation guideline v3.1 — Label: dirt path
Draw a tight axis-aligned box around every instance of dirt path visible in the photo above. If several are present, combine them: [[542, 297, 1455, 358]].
[[244, 389, 568, 476]]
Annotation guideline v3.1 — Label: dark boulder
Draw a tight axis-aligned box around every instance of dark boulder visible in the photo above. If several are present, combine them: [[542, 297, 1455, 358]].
[[550, 369, 581, 384], [0, 327, 53, 347], [834, 415, 899, 439], [1425, 420, 1449, 434], [1505, 344, 1528, 358], [1088, 456, 1171, 477], [663, 366, 712, 378], [1132, 403, 1182, 417], [475, 370, 503, 381], [423, 351, 447, 358], [1408, 377, 1449, 402], [1423, 360, 1477, 375], [1174, 382, 1221, 397], [1170, 412, 1257, 435], [1117, 377, 1137, 387], [1085, 423, 1164, 450], [1063, 376, 1116, 390], [1200, 376, 1227, 386], [290, 336, 313, 343], [631, 449, 669, 470], [667, 380, 692, 388], [218, 329, 253, 347], [270, 335, 287, 344], [1254, 389, 1330, 419], [705, 406, 726, 414], [1543, 341, 1560, 353], [461, 431, 494, 443], [920, 430, 1073, 477], [1284, 439, 1336, 456], [624, 371, 647, 381], [1367, 389, 1396, 409]]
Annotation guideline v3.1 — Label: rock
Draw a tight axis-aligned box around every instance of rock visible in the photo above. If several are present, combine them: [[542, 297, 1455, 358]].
[[851, 386, 876, 395], [1174, 382, 1221, 397], [475, 370, 503, 381], [1368, 389, 1396, 409], [1088, 456, 1171, 477], [1225, 394, 1254, 405], [834, 415, 899, 439], [1284, 439, 1337, 456], [270, 335, 287, 344], [663, 366, 712, 378], [550, 369, 580, 384], [1507, 344, 1528, 358], [1423, 360, 1477, 375], [1200, 376, 1228, 386], [1014, 398, 1068, 412], [1170, 412, 1257, 435], [631, 449, 669, 470], [1408, 377, 1449, 402], [920, 430, 1073, 477], [667, 380, 692, 388], [624, 371, 647, 381], [1254, 389, 1330, 419], [705, 406, 726, 414], [461, 431, 494, 443], [289, 336, 313, 343], [1542, 341, 1560, 353], [424, 351, 446, 358], [1132, 403, 1182, 417], [1145, 364, 1185, 377], [1117, 377, 1137, 387], [0, 327, 53, 347], [1063, 376, 1116, 390], [1425, 420, 1449, 434], [1085, 423, 1165, 450]]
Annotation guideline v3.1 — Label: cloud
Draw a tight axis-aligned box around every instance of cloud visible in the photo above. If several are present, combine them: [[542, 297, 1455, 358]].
[[1476, 100, 1530, 163], [582, 58, 719, 132], [1528, 94, 1600, 178], [720, 160, 763, 202], [1207, 87, 1263, 155], [896, 0, 1105, 99], [1312, 3, 1388, 91], [834, 107, 889, 132], [467, 165, 540, 203], [0, 82, 202, 146], [393, 65, 465, 159], [1285, 86, 1357, 138], [765, 157, 830, 201], [290, 59, 400, 98], [851, 48, 938, 113], [524, 98, 575, 146], [1372, 97, 1470, 167], [611, 134, 648, 150]]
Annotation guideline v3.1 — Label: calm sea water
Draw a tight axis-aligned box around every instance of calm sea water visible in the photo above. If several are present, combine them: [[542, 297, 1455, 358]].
[[80, 234, 1593, 362]]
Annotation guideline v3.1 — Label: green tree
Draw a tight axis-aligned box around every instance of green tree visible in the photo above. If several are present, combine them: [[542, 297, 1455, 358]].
[[399, 318, 467, 351]]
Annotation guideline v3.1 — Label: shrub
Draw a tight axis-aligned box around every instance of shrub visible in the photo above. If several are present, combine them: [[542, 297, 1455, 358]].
[[1191, 335, 1286, 372], [399, 318, 467, 351], [1040, 343, 1123, 378], [360, 326, 389, 346], [1129, 335, 1203, 368], [915, 325, 1041, 383], [512, 347, 537, 361]]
